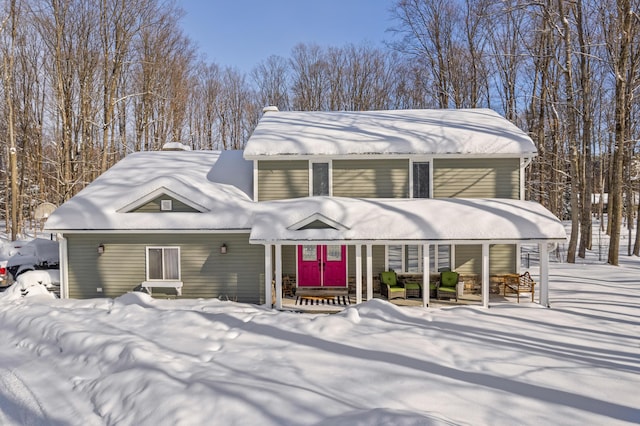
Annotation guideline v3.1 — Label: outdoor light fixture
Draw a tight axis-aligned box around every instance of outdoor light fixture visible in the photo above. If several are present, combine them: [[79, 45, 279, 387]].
[[220, 243, 227, 254], [98, 244, 105, 254]]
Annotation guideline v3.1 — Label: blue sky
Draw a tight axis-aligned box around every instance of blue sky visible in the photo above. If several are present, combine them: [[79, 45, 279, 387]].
[[179, 1, 396, 73]]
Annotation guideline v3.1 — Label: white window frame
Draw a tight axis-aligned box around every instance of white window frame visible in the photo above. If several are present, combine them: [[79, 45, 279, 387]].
[[409, 157, 432, 199], [160, 199, 173, 211], [385, 244, 452, 273], [309, 160, 332, 196], [145, 246, 181, 281]]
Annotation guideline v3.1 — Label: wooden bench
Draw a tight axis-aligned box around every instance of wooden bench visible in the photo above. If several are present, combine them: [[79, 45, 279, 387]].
[[503, 272, 535, 303], [141, 281, 183, 296]]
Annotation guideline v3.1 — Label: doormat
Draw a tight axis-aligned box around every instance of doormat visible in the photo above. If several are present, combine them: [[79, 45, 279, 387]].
[[296, 295, 350, 306]]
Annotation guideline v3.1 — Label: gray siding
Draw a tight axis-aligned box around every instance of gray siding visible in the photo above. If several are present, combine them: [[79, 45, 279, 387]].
[[258, 160, 308, 201], [131, 195, 199, 213], [65, 233, 264, 303], [333, 159, 409, 198], [433, 158, 519, 198]]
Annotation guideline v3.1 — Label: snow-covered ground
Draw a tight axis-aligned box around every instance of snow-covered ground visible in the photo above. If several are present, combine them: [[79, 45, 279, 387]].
[[0, 224, 638, 425]]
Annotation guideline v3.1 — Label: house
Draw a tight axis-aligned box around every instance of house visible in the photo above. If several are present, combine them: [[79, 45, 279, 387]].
[[45, 108, 567, 308]]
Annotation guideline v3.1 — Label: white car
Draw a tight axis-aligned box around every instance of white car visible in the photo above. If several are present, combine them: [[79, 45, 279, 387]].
[[0, 240, 29, 288]]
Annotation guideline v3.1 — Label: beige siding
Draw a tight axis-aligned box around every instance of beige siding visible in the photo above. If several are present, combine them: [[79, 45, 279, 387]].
[[258, 160, 308, 201], [131, 195, 199, 213], [454, 245, 482, 274], [333, 159, 409, 198], [490, 244, 517, 274], [65, 233, 264, 303], [454, 244, 517, 275], [347, 245, 385, 278], [433, 158, 519, 198]]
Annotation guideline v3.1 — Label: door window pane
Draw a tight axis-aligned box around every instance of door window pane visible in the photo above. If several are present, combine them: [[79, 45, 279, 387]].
[[312, 163, 329, 196], [326, 245, 342, 261], [413, 162, 430, 198], [302, 245, 317, 261]]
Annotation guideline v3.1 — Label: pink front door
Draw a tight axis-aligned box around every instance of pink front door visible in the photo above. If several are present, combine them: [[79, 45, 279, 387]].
[[298, 245, 347, 287]]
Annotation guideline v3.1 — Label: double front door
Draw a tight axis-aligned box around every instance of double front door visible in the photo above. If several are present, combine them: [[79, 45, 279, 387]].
[[297, 245, 347, 287]]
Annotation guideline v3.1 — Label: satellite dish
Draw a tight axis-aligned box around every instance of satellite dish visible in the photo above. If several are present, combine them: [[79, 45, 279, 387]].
[[34, 202, 57, 220]]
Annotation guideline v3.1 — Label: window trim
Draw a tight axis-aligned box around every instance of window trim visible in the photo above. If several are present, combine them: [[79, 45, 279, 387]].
[[385, 244, 452, 273], [409, 158, 432, 199], [145, 246, 181, 281], [309, 160, 332, 196]]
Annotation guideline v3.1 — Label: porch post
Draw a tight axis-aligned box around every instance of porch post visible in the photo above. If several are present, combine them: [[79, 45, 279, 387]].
[[275, 244, 283, 310], [264, 244, 273, 308], [366, 244, 373, 301], [423, 243, 430, 308], [482, 243, 490, 308], [355, 244, 363, 304], [539, 242, 549, 307]]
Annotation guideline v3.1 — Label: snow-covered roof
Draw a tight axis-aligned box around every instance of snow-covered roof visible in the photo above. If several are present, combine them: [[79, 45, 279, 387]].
[[244, 108, 537, 158], [250, 197, 566, 243], [46, 149, 564, 243], [45, 150, 255, 231]]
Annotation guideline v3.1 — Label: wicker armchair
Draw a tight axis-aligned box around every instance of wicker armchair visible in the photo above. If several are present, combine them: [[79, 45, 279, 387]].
[[380, 271, 406, 300]]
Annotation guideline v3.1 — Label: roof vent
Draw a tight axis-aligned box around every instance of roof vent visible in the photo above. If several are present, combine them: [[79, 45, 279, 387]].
[[162, 142, 192, 151], [262, 106, 279, 114]]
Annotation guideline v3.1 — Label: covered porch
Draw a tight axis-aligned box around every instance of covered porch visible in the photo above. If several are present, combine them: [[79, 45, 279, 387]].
[[251, 197, 567, 310]]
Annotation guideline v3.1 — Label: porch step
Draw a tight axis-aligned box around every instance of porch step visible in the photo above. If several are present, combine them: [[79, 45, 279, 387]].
[[295, 287, 348, 297]]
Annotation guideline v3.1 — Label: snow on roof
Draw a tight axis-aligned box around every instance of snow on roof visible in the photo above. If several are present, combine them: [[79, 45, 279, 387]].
[[244, 108, 537, 157], [45, 150, 255, 231], [250, 197, 567, 243]]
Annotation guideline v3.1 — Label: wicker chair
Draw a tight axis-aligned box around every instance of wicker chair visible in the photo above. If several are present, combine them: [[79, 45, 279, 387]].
[[437, 271, 459, 301], [380, 271, 406, 300]]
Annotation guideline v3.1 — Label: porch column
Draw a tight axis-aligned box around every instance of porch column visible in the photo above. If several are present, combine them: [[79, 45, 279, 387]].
[[366, 244, 373, 301], [275, 244, 283, 310], [355, 244, 363, 304], [539, 242, 549, 307], [423, 243, 430, 308], [264, 245, 273, 308], [482, 243, 490, 308]]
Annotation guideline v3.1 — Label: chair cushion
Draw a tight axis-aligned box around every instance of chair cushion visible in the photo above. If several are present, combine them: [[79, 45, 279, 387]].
[[404, 282, 421, 290], [441, 271, 459, 287], [438, 286, 456, 293], [388, 286, 405, 293], [380, 271, 397, 286]]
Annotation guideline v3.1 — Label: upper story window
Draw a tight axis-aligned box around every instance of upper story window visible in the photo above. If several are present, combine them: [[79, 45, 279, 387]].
[[413, 162, 430, 198], [146, 247, 180, 281], [311, 162, 330, 196]]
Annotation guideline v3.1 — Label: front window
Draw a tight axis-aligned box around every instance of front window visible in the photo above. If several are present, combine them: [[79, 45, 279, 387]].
[[146, 247, 180, 280], [387, 244, 451, 273]]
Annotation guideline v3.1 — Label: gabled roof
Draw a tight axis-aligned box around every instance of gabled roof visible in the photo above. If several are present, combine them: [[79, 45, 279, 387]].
[[244, 108, 537, 158], [45, 150, 255, 231], [250, 197, 567, 243]]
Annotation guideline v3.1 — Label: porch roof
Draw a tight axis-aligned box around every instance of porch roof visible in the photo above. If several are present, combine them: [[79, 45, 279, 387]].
[[249, 197, 567, 244]]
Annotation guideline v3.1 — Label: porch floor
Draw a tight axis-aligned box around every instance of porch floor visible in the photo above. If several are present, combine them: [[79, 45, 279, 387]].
[[278, 292, 525, 313]]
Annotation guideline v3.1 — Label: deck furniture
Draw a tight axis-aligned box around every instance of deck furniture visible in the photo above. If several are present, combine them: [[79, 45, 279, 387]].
[[437, 271, 459, 301], [504, 271, 536, 302], [380, 271, 406, 300]]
